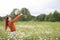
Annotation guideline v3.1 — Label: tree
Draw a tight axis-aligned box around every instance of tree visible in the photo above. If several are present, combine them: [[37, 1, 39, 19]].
[[0, 16, 5, 21], [10, 8, 19, 19], [30, 15, 36, 21], [20, 8, 31, 21], [46, 10, 60, 22], [36, 14, 46, 21], [46, 13, 53, 21], [0, 16, 3, 21], [52, 10, 60, 21]]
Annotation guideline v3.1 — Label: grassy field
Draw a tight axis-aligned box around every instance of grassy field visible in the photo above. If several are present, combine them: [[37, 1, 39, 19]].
[[0, 21, 60, 40]]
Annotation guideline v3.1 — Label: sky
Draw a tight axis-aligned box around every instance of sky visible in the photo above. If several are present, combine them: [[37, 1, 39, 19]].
[[0, 0, 60, 16]]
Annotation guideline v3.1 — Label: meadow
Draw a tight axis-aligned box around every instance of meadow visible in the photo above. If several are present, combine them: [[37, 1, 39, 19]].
[[0, 21, 60, 40]]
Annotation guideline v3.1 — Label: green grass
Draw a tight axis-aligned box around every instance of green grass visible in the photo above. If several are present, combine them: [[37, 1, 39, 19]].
[[0, 21, 60, 40]]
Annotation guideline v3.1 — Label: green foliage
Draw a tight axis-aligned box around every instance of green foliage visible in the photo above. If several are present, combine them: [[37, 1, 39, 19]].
[[46, 13, 53, 21], [20, 8, 31, 21], [0, 8, 60, 22], [45, 10, 60, 22], [36, 14, 46, 21], [0, 16, 5, 21], [10, 8, 19, 19], [52, 10, 60, 21]]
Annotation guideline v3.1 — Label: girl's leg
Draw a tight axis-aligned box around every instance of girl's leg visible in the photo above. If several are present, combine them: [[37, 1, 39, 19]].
[[10, 31, 16, 38]]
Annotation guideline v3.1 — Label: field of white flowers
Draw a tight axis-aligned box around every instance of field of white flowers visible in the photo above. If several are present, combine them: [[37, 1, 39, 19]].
[[0, 21, 60, 40]]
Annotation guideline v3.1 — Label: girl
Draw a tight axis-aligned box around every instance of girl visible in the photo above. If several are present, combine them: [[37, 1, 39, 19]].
[[4, 13, 23, 38]]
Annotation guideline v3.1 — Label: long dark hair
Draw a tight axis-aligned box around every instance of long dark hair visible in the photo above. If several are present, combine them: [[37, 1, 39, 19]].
[[5, 15, 9, 27]]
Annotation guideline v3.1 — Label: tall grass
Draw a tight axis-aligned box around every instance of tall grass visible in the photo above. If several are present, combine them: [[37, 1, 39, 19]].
[[0, 21, 60, 40]]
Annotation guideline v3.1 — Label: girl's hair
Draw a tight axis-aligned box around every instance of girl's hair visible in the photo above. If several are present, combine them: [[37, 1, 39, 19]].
[[5, 15, 9, 27]]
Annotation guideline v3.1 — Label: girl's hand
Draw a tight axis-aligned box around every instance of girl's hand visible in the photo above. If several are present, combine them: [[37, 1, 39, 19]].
[[19, 13, 23, 16], [20, 13, 23, 16]]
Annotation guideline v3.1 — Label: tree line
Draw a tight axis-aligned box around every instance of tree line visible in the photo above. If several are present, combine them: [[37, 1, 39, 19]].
[[0, 8, 60, 22]]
